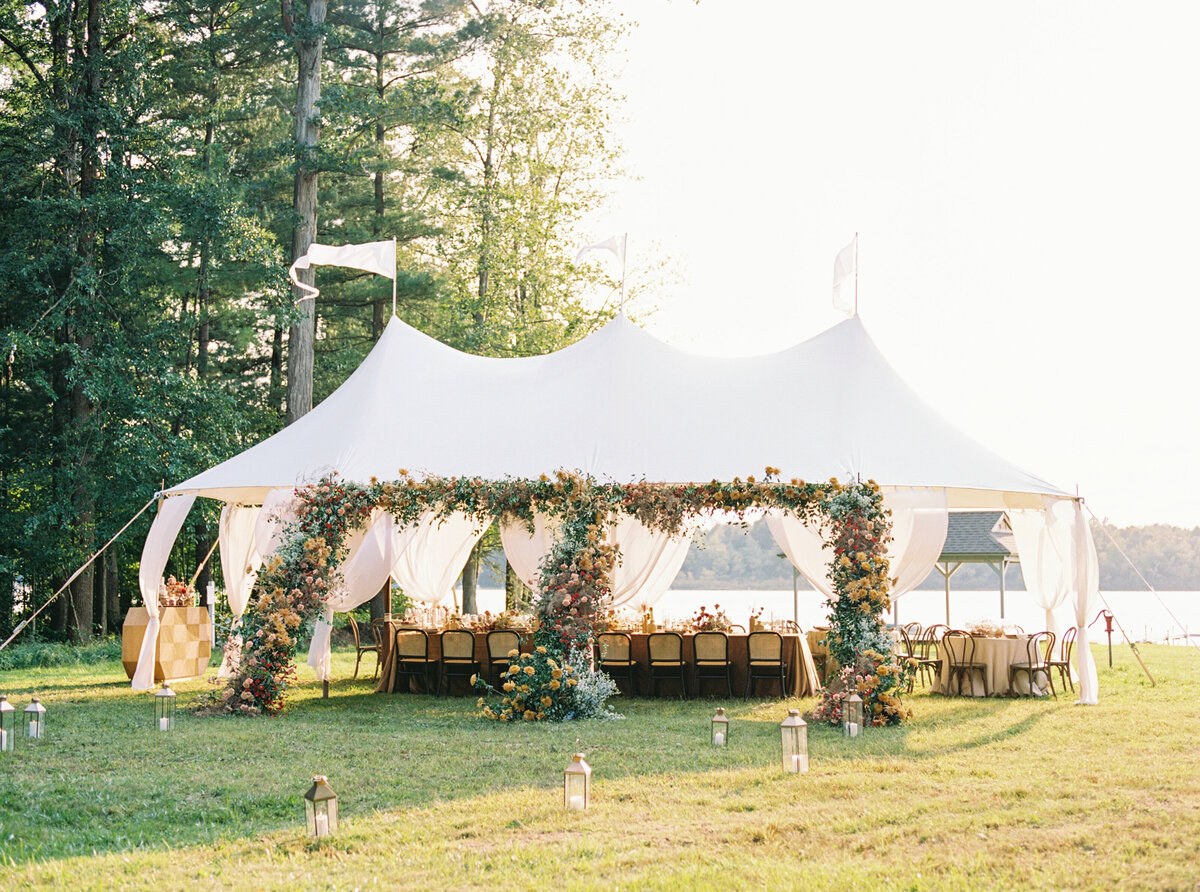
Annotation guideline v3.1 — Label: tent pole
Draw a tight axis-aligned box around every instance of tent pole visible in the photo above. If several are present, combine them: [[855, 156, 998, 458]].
[[999, 558, 1006, 620], [792, 567, 799, 626]]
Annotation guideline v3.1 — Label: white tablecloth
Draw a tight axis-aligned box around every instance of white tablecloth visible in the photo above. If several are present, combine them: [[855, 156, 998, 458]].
[[933, 635, 1047, 696]]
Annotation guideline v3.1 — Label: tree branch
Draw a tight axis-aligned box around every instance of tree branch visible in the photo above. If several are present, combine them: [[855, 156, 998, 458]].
[[0, 30, 47, 86]]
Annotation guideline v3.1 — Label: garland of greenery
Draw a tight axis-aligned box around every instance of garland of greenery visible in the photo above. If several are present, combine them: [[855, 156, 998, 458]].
[[214, 469, 907, 725]]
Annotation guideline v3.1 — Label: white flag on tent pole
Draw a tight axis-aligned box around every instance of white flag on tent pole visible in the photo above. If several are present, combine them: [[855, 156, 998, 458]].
[[832, 234, 857, 316], [576, 234, 626, 265], [289, 239, 397, 302]]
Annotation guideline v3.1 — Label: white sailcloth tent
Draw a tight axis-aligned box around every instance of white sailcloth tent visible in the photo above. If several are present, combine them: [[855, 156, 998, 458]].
[[133, 314, 1100, 703]]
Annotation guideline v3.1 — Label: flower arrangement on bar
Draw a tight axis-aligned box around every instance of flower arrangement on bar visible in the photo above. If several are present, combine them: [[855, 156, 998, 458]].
[[159, 575, 195, 608], [691, 604, 733, 632], [809, 649, 916, 728]]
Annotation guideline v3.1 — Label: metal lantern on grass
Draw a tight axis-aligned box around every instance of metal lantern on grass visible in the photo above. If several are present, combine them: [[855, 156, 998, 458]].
[[564, 753, 592, 811], [780, 708, 808, 774], [711, 707, 729, 746], [844, 692, 864, 738], [0, 695, 14, 752], [24, 696, 46, 740], [304, 775, 338, 838], [155, 682, 176, 731]]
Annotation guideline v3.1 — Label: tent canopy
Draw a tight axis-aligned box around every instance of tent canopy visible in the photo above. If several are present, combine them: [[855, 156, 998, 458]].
[[166, 314, 1069, 508]]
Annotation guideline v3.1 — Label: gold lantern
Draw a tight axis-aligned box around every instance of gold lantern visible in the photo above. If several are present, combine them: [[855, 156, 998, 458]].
[[844, 692, 864, 737], [155, 682, 176, 731], [23, 696, 46, 740], [564, 752, 592, 811], [780, 708, 808, 773], [711, 707, 729, 746], [304, 775, 339, 838]]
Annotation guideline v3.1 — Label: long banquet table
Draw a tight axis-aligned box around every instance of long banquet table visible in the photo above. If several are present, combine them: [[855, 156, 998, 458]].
[[616, 631, 821, 698], [374, 624, 822, 698], [931, 634, 1047, 696], [375, 625, 532, 695]]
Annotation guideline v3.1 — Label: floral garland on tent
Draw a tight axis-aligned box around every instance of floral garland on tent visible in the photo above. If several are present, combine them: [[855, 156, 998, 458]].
[[212, 469, 907, 723]]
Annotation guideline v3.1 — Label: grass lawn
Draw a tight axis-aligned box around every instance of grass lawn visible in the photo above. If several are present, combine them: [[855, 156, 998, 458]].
[[1, 642, 1197, 891]]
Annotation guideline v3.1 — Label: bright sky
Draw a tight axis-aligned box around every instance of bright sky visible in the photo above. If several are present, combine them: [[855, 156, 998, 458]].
[[587, 0, 1200, 528]]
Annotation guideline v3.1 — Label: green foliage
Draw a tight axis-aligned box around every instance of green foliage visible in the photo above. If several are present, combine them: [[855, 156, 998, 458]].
[[0, 0, 630, 643], [0, 636, 122, 671]]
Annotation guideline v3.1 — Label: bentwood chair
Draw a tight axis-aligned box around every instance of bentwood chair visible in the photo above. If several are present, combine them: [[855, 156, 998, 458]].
[[647, 632, 688, 699], [438, 629, 482, 697], [348, 615, 382, 680], [898, 627, 919, 692], [902, 622, 923, 644], [942, 630, 989, 697], [745, 631, 787, 699], [392, 628, 436, 694], [596, 632, 638, 695], [917, 624, 949, 689], [1009, 630, 1056, 699], [692, 631, 733, 698], [486, 630, 521, 686], [1049, 626, 1076, 693]]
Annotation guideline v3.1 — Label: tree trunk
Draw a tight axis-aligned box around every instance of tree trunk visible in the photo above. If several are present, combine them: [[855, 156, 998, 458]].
[[115, 542, 132, 619], [371, 33, 388, 337], [284, 0, 328, 425], [370, 580, 388, 622], [106, 547, 121, 628], [93, 557, 107, 636], [504, 561, 519, 613], [462, 538, 481, 615]]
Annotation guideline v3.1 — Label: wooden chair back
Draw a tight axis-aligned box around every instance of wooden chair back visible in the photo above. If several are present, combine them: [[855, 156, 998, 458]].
[[693, 631, 728, 662], [748, 631, 783, 663], [647, 632, 683, 663], [441, 629, 476, 660], [487, 630, 521, 661], [1059, 626, 1077, 662], [597, 632, 632, 662], [942, 630, 975, 668], [395, 628, 429, 659], [1025, 630, 1055, 668]]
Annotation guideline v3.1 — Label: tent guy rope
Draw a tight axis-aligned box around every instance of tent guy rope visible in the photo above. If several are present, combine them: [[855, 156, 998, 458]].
[[1085, 501, 1198, 661], [0, 496, 156, 652]]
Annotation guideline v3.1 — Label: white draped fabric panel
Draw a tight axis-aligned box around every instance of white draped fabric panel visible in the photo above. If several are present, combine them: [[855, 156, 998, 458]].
[[1069, 501, 1101, 705], [216, 504, 263, 678], [132, 494, 197, 690], [764, 513, 834, 600], [253, 488, 298, 560], [499, 513, 559, 592], [218, 505, 263, 618], [307, 510, 393, 680], [391, 511, 486, 606], [1008, 499, 1074, 642], [499, 512, 693, 607], [1009, 497, 1100, 704], [884, 488, 949, 598], [765, 488, 947, 604], [607, 515, 693, 610]]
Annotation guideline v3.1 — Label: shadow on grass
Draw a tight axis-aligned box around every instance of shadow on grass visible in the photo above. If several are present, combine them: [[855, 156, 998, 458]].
[[0, 659, 1078, 870]]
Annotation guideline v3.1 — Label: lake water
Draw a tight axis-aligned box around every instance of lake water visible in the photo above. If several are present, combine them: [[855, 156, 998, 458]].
[[465, 587, 1200, 646]]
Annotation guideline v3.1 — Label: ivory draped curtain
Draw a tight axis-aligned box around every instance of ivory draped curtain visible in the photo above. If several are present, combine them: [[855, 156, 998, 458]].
[[216, 504, 263, 677], [305, 510, 486, 680], [499, 512, 693, 608], [765, 487, 948, 603], [132, 495, 197, 690]]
